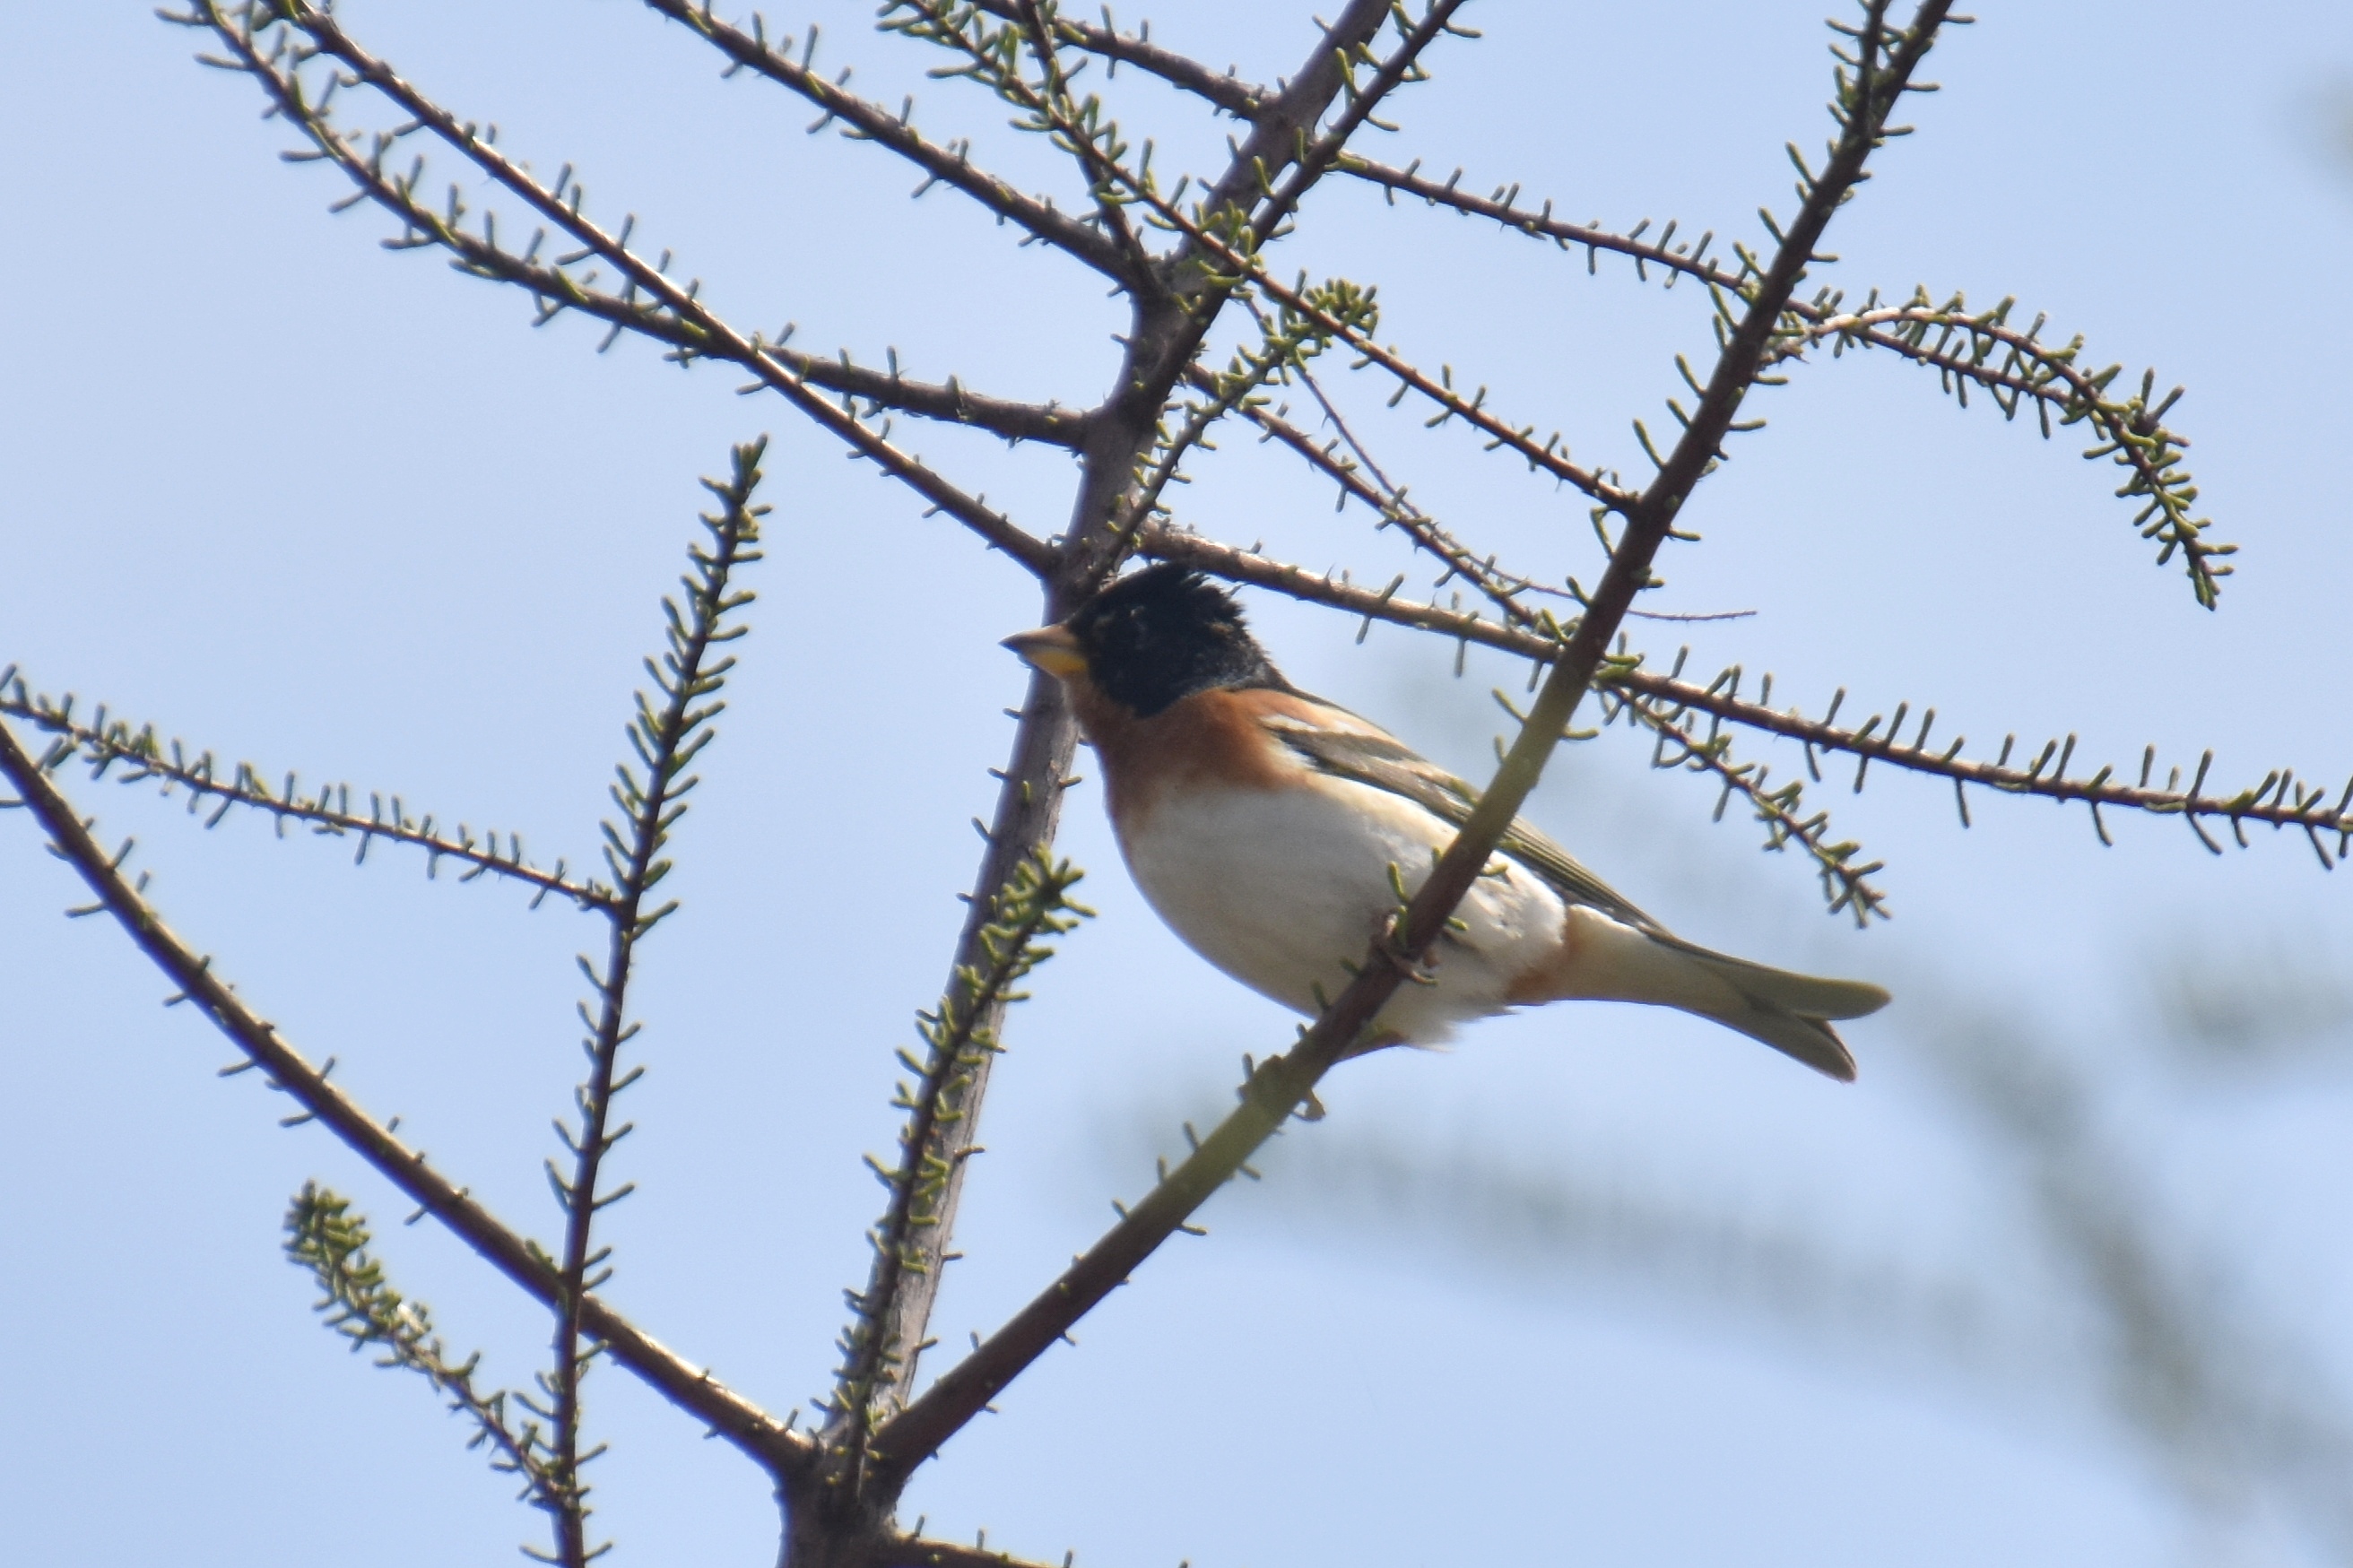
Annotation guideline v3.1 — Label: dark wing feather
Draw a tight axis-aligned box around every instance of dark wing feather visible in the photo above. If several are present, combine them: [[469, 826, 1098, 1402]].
[[1261, 709, 1671, 938]]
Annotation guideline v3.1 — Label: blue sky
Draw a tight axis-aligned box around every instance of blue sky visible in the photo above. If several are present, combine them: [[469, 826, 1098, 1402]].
[[6, 3, 2353, 1564]]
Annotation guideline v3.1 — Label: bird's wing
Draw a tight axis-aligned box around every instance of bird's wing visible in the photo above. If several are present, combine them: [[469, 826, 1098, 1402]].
[[1258, 706, 1672, 938]]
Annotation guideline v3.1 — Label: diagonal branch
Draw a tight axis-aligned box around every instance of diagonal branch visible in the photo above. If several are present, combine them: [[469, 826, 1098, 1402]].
[[1338, 154, 2229, 604], [1140, 529, 2353, 864], [634, 0, 1133, 285], [1128, 166, 1638, 511], [967, 0, 1269, 118], [830, 854, 1087, 1465], [872, 0, 1955, 1482], [1077, 0, 1401, 447], [1010, 0, 1158, 281], [0, 715, 813, 1480], [0, 675, 615, 914], [1591, 684, 1889, 923], [188, 1, 1057, 576], [873, 1532, 1071, 1568], [1185, 360, 1592, 628], [286, 1183, 582, 1546], [1186, 0, 1461, 256]]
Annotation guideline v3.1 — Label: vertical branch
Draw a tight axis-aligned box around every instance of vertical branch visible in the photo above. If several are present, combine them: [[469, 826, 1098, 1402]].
[[543, 441, 770, 1566], [828, 678, 1083, 1441], [833, 853, 1088, 1455]]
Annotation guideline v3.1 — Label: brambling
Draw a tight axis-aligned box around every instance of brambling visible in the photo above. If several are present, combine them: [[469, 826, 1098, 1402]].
[[1004, 564, 1888, 1079]]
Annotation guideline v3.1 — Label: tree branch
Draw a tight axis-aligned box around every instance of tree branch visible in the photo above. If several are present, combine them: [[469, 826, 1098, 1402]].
[[0, 675, 616, 914], [1337, 154, 2229, 603], [1010, 0, 1159, 281], [872, 1532, 1071, 1568], [831, 853, 1087, 1462], [1132, 178, 1637, 511], [0, 715, 813, 1480], [541, 441, 768, 1565], [1185, 0, 1438, 253], [634, 0, 1134, 286], [967, 0, 1269, 118], [191, 1, 1057, 575], [1133, 531, 2353, 865], [286, 1182, 584, 1546]]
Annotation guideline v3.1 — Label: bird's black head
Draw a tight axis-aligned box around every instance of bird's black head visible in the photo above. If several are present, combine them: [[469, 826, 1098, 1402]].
[[1065, 564, 1289, 718]]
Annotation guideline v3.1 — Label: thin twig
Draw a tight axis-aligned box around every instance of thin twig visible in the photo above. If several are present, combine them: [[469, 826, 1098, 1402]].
[[968, 0, 1268, 117], [831, 854, 1087, 1470], [1130, 535, 2353, 855], [0, 715, 813, 1479], [0, 679, 614, 913], [195, 2, 1057, 576], [285, 1183, 581, 1541], [1336, 155, 2229, 604], [542, 441, 768, 1565], [634, 0, 1133, 283], [1012, 0, 1159, 281]]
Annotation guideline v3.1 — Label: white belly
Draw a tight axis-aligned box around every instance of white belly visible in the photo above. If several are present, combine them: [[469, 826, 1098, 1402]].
[[1116, 779, 1571, 1043]]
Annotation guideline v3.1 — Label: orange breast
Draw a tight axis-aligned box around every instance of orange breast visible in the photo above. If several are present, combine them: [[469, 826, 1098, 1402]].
[[1071, 684, 1325, 836]]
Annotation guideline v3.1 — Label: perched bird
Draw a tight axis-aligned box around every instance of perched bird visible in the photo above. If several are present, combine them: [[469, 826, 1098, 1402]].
[[1003, 564, 1888, 1079]]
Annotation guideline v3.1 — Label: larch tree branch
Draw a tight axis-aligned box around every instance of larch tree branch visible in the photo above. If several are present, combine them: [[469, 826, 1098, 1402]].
[[968, 0, 1271, 118], [191, 1, 1059, 575], [825, 0, 1418, 1528], [1334, 152, 2228, 603], [0, 713, 814, 1481], [536, 441, 770, 1566], [635, 0, 1139, 286], [0, 675, 617, 914], [1129, 533, 2353, 870]]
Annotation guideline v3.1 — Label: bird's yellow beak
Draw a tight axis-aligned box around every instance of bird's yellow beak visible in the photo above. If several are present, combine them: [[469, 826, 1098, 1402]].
[[1001, 624, 1089, 680]]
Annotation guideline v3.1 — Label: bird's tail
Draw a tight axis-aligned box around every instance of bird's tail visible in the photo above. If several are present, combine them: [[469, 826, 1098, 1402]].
[[1533, 907, 1889, 1081], [1654, 934, 1888, 1081]]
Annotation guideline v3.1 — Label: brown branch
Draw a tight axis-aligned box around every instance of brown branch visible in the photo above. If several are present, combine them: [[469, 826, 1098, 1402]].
[[802, 3, 1428, 1515], [1237, 0, 1472, 253], [803, 665, 1081, 1546], [1603, 687, 1890, 923], [1193, 360, 1575, 627], [967, 0, 1269, 118], [831, 854, 1084, 1468], [385, 167, 1089, 446], [1141, 522, 2343, 862], [198, 2, 1057, 576], [1337, 154, 2229, 603], [0, 678, 615, 914], [0, 715, 813, 1478], [872, 1533, 1068, 1568], [1186, 0, 1444, 254], [1094, 0, 1400, 442], [1010, 0, 1157, 282], [1130, 171, 1637, 511], [633, 0, 1134, 286]]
